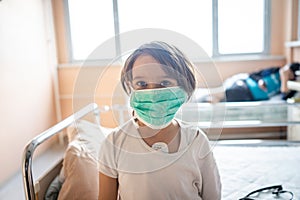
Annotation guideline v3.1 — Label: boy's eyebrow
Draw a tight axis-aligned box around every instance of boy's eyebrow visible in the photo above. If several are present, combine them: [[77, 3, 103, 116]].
[[132, 76, 144, 80], [133, 75, 174, 80]]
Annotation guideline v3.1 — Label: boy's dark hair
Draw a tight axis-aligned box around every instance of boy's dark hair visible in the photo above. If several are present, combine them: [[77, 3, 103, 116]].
[[289, 62, 300, 78], [121, 41, 196, 99]]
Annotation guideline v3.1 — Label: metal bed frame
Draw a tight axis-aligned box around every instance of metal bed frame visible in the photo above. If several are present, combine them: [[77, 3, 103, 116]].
[[22, 103, 99, 200], [178, 102, 300, 128], [21, 101, 300, 199]]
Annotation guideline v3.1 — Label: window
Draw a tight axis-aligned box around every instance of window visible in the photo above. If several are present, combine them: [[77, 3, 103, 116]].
[[65, 0, 270, 61], [118, 0, 212, 58], [65, 0, 115, 60], [215, 0, 269, 55]]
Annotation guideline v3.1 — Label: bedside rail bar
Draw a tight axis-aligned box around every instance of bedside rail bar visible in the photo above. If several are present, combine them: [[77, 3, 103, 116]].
[[22, 103, 99, 200]]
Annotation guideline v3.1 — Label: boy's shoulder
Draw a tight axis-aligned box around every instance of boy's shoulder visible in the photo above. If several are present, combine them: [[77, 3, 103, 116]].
[[178, 120, 209, 140], [105, 119, 138, 141]]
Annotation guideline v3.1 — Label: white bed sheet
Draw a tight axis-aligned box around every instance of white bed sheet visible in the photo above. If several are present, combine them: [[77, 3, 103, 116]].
[[213, 143, 300, 199]]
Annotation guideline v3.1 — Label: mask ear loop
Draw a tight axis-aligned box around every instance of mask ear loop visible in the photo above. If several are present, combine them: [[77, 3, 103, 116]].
[[129, 90, 139, 128], [132, 110, 138, 122], [124, 81, 133, 95], [125, 82, 138, 125]]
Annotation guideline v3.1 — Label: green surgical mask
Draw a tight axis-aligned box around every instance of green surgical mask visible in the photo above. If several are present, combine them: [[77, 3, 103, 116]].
[[130, 87, 188, 129]]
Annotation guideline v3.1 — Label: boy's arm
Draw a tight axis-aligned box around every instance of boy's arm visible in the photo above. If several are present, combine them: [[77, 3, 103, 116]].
[[201, 152, 222, 200], [98, 172, 118, 200]]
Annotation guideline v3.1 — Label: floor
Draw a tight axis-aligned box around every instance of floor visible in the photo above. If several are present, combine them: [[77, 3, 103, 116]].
[[0, 144, 65, 200]]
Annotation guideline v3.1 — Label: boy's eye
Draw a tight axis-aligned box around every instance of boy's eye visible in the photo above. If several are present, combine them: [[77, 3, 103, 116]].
[[160, 80, 172, 87], [136, 81, 147, 87]]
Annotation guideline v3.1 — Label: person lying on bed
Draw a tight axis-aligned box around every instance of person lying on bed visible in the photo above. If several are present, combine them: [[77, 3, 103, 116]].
[[98, 41, 221, 200], [201, 62, 300, 102]]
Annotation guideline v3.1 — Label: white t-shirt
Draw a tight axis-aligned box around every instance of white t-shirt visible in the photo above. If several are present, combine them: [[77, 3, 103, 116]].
[[98, 119, 221, 200]]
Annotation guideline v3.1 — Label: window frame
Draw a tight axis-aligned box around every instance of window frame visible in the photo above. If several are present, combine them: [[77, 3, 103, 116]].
[[64, 0, 271, 62], [212, 0, 271, 57]]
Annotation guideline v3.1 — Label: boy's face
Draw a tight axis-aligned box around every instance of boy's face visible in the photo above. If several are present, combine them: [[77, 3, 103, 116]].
[[131, 55, 178, 90]]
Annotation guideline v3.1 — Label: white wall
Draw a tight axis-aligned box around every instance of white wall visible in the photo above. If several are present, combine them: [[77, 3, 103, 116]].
[[0, 0, 57, 185]]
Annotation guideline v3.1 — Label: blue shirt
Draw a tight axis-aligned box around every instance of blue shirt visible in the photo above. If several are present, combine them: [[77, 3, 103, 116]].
[[245, 72, 281, 100]]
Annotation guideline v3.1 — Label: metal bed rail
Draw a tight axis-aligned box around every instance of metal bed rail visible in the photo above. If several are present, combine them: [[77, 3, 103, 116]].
[[177, 102, 300, 128], [22, 103, 99, 200]]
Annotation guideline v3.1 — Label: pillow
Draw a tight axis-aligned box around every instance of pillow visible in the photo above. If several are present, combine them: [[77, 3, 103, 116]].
[[57, 120, 113, 200]]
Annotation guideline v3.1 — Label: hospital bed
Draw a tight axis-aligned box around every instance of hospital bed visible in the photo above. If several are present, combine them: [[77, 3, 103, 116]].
[[22, 102, 300, 200]]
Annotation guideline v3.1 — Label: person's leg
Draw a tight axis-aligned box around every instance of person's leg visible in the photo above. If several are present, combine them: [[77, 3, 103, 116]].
[[224, 80, 254, 102]]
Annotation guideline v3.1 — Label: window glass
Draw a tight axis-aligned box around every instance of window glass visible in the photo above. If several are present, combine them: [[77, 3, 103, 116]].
[[118, 0, 212, 57], [67, 0, 115, 60], [66, 0, 268, 61], [218, 0, 265, 54]]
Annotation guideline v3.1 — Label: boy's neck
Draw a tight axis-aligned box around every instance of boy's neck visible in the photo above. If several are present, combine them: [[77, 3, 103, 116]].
[[137, 120, 181, 153]]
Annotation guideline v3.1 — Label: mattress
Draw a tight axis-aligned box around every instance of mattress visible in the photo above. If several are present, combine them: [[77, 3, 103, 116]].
[[213, 141, 300, 199]]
